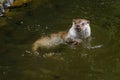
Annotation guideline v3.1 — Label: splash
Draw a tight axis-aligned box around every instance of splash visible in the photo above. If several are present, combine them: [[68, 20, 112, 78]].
[[89, 45, 103, 49]]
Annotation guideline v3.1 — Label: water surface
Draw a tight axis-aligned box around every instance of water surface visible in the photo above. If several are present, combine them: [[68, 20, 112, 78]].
[[0, 0, 120, 80]]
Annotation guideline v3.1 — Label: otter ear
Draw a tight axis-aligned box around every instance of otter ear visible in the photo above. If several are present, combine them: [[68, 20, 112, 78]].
[[87, 20, 90, 24], [73, 19, 76, 23]]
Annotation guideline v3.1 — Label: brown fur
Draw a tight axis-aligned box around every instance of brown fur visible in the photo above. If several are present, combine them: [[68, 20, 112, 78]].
[[32, 31, 67, 52]]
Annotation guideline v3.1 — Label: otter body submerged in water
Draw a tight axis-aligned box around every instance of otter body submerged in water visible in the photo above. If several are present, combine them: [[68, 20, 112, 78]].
[[32, 19, 91, 53]]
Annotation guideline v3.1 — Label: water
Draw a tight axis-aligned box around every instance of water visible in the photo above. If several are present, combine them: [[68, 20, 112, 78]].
[[0, 0, 120, 80]]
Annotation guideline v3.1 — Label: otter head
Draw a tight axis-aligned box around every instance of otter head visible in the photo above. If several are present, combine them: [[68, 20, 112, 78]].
[[72, 19, 90, 32]]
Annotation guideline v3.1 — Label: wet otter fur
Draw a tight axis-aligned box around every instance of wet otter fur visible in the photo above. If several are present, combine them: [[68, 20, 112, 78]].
[[32, 18, 91, 54]]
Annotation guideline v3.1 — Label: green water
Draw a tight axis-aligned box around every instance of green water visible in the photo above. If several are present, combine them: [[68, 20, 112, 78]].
[[0, 0, 120, 80]]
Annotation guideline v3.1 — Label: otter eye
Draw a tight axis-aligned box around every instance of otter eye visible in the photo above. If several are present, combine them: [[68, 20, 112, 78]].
[[81, 23, 85, 26]]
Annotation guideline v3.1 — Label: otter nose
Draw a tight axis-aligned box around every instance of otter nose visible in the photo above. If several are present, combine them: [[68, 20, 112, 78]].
[[76, 25, 80, 28], [75, 25, 82, 31]]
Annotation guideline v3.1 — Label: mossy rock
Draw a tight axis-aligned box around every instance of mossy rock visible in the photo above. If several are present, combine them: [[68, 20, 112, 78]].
[[12, 0, 32, 7]]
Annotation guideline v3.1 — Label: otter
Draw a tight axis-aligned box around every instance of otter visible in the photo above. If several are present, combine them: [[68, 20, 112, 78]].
[[65, 19, 91, 45], [32, 18, 91, 54]]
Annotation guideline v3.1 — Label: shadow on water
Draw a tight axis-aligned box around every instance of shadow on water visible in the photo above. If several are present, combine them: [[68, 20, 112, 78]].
[[0, 0, 120, 80]]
